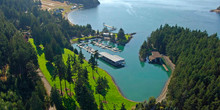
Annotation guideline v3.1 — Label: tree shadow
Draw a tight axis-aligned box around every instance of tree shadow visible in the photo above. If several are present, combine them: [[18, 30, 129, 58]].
[[139, 61, 146, 68], [36, 46, 44, 56], [61, 48, 65, 54], [46, 62, 55, 76], [63, 97, 76, 110], [117, 45, 125, 52]]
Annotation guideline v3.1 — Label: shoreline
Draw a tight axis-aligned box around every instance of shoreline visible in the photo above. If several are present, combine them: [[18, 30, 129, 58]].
[[65, 7, 137, 103], [156, 55, 175, 102], [67, 5, 172, 104], [210, 9, 220, 13], [99, 67, 138, 103]]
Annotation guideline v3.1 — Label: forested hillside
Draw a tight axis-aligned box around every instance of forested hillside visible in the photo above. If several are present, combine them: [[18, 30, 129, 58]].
[[140, 24, 220, 109], [0, 11, 48, 110], [0, 0, 97, 109]]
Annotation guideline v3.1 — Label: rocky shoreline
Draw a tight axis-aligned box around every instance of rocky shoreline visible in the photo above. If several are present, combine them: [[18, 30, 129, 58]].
[[210, 6, 220, 13], [210, 9, 220, 13]]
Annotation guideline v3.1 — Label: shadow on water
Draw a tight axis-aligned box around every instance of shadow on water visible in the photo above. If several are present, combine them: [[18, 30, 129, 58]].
[[117, 45, 125, 51], [152, 63, 171, 77], [139, 61, 146, 68], [46, 62, 55, 76]]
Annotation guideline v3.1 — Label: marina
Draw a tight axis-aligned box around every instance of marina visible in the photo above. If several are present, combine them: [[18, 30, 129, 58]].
[[69, 0, 220, 101], [99, 52, 125, 67], [77, 42, 125, 67], [91, 41, 121, 52]]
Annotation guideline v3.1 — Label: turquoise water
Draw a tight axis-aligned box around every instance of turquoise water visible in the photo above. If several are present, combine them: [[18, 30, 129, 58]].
[[68, 0, 220, 101]]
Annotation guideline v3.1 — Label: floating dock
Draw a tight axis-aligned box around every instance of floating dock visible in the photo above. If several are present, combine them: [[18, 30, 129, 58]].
[[92, 41, 121, 52], [99, 52, 125, 67], [77, 43, 96, 55], [103, 23, 117, 31]]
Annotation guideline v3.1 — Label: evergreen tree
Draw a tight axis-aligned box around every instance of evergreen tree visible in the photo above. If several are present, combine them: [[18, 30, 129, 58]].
[[78, 49, 84, 64], [44, 43, 54, 62], [0, 34, 9, 72], [75, 74, 97, 110], [53, 55, 66, 96], [120, 103, 126, 110], [117, 28, 126, 45], [50, 86, 64, 110], [28, 92, 43, 110], [66, 54, 74, 96], [100, 102, 104, 110], [96, 77, 110, 101]]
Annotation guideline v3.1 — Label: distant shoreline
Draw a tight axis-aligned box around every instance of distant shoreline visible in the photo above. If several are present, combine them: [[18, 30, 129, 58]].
[[210, 9, 220, 13]]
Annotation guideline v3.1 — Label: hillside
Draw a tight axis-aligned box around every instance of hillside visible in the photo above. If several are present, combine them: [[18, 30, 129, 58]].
[[52, 0, 100, 8], [140, 24, 220, 109]]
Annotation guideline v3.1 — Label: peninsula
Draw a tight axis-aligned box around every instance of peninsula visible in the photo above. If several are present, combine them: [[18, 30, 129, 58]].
[[210, 6, 220, 13]]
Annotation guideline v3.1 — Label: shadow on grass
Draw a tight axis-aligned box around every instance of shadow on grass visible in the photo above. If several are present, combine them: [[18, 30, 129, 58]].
[[46, 62, 55, 76], [37, 46, 44, 56], [63, 97, 76, 109]]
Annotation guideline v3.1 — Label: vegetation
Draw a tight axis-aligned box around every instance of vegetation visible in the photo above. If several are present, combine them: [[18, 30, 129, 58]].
[[116, 28, 130, 45], [141, 24, 220, 109], [29, 38, 136, 109], [52, 0, 100, 8], [135, 97, 174, 110], [0, 0, 136, 109], [217, 6, 220, 10], [0, 11, 48, 109], [139, 41, 149, 62]]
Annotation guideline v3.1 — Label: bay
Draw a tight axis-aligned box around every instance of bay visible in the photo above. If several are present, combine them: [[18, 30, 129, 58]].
[[68, 0, 220, 101]]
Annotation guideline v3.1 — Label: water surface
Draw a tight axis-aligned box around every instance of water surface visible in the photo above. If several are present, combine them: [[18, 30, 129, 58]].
[[68, 0, 220, 101]]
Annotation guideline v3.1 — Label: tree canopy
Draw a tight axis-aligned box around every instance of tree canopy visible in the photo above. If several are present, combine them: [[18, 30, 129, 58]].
[[142, 24, 220, 109]]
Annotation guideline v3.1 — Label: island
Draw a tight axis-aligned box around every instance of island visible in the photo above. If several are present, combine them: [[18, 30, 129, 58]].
[[210, 6, 220, 13]]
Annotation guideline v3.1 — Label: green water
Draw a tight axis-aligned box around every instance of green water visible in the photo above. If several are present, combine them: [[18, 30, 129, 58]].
[[69, 0, 220, 101]]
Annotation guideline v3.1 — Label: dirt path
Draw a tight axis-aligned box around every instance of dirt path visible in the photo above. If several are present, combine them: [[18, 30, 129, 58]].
[[156, 56, 175, 102], [37, 69, 56, 110]]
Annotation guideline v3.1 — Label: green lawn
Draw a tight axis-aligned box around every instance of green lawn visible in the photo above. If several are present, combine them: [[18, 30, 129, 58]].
[[72, 36, 96, 42], [29, 38, 136, 109], [115, 34, 131, 40]]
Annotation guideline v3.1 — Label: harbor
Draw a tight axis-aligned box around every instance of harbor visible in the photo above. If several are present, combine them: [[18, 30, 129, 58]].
[[77, 42, 125, 67]]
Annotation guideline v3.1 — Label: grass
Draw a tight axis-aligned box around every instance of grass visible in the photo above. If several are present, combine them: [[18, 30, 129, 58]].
[[40, 0, 74, 17], [29, 38, 136, 109], [72, 36, 96, 42], [115, 34, 131, 40]]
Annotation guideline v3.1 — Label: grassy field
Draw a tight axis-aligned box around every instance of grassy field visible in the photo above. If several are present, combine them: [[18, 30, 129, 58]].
[[115, 34, 131, 40], [41, 0, 73, 16], [29, 38, 136, 109], [72, 36, 96, 42]]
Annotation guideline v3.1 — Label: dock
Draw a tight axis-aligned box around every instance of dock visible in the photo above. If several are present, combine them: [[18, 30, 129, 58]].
[[99, 52, 125, 67], [77, 43, 96, 55], [92, 41, 121, 52], [103, 23, 116, 31]]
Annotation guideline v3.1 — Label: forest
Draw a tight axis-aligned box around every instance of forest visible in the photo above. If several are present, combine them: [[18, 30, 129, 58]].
[[140, 24, 220, 109], [0, 0, 104, 109], [0, 9, 48, 110]]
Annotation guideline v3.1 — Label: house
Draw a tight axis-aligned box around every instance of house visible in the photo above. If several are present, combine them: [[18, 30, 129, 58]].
[[71, 6, 77, 10], [149, 51, 162, 63]]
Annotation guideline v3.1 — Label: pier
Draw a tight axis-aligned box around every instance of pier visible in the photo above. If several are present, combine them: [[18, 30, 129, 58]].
[[92, 41, 121, 52], [103, 23, 117, 31], [77, 43, 96, 55]]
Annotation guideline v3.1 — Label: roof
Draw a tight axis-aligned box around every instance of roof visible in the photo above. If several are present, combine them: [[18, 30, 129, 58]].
[[99, 52, 124, 62], [149, 51, 161, 61]]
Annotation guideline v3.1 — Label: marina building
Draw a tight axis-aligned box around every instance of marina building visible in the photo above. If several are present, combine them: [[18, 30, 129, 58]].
[[99, 52, 125, 67]]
